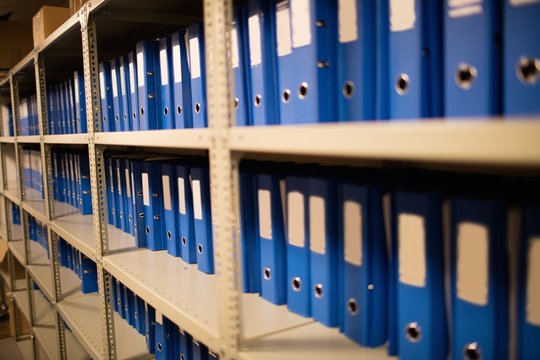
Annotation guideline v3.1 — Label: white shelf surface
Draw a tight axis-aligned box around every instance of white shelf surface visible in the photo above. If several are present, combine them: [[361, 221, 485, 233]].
[[239, 322, 391, 360], [34, 325, 90, 360], [28, 240, 50, 266], [27, 264, 53, 303], [16, 135, 40, 144], [13, 289, 55, 326], [16, 338, 34, 360], [4, 188, 20, 204], [50, 202, 95, 259], [230, 119, 540, 166], [0, 266, 25, 291], [11, 224, 23, 240], [43, 134, 88, 144], [58, 292, 150, 360], [0, 136, 16, 143], [9, 240, 26, 265], [23, 188, 47, 223], [94, 128, 211, 149]]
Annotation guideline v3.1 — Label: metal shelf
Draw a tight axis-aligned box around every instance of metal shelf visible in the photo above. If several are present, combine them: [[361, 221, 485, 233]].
[[13, 289, 55, 326], [57, 292, 150, 360], [28, 240, 50, 266], [4, 188, 21, 204], [43, 134, 89, 145], [239, 322, 389, 360], [34, 326, 90, 360], [230, 119, 540, 167], [0, 266, 25, 291], [16, 136, 41, 144], [0, 136, 16, 143], [94, 129, 211, 149], [8, 240, 26, 265], [15, 338, 35, 360], [27, 265, 53, 303], [23, 188, 47, 224]]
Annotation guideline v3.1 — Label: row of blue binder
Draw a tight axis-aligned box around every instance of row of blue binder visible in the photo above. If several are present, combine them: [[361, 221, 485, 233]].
[[11, 203, 20, 225], [18, 95, 39, 135], [58, 237, 98, 294], [105, 154, 214, 274], [47, 71, 87, 134], [28, 215, 48, 254], [22, 149, 43, 197], [98, 22, 207, 132], [52, 149, 92, 215], [239, 163, 540, 359], [111, 276, 218, 359]]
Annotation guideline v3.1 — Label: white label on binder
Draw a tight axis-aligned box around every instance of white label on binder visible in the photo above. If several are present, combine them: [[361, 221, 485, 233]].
[[129, 61, 136, 93], [231, 27, 240, 68], [74, 73, 80, 104], [125, 168, 131, 198], [131, 172, 136, 204], [277, 3, 292, 57], [344, 200, 362, 266], [160, 48, 169, 86], [189, 37, 201, 79], [448, 0, 483, 18], [99, 71, 106, 99], [339, 0, 358, 43], [398, 213, 426, 287], [291, 0, 311, 48], [116, 166, 122, 194], [120, 65, 126, 96], [142, 173, 150, 206], [510, 0, 540, 6], [390, 0, 416, 32], [173, 41, 182, 83], [457, 222, 489, 305], [162, 175, 171, 211], [258, 189, 272, 239], [192, 179, 203, 220], [137, 51, 145, 87], [155, 310, 163, 324], [248, 15, 262, 66], [111, 68, 118, 98], [309, 196, 326, 254], [178, 177, 186, 214], [288, 191, 305, 247], [527, 237, 540, 325]]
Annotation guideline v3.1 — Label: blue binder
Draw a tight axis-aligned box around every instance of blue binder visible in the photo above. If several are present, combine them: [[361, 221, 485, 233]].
[[190, 165, 214, 273], [176, 164, 197, 264], [308, 176, 339, 327], [112, 277, 120, 313], [187, 23, 207, 128], [80, 255, 98, 293], [74, 70, 87, 133], [165, 318, 179, 360], [393, 191, 446, 358], [66, 80, 75, 134], [128, 51, 140, 131], [339, 181, 387, 345], [154, 312, 166, 359], [285, 175, 310, 317], [105, 157, 116, 228], [135, 294, 147, 335], [159, 36, 175, 130], [192, 339, 209, 360], [376, 0, 390, 120], [119, 55, 132, 131], [276, 0, 337, 125], [232, 5, 250, 126], [161, 163, 181, 257], [337, 0, 376, 121], [247, 0, 279, 125], [388, 0, 443, 119], [145, 303, 156, 353], [141, 160, 165, 251], [111, 157, 123, 229], [170, 31, 193, 129], [115, 157, 128, 232], [504, 0, 540, 115], [444, 0, 501, 116], [79, 153, 92, 215], [519, 206, 540, 359], [136, 40, 161, 130], [451, 197, 507, 360], [124, 286, 136, 327], [256, 172, 286, 305], [99, 62, 114, 131], [110, 58, 123, 131], [122, 158, 134, 235], [115, 278, 124, 318], [132, 159, 147, 248], [178, 329, 193, 360]]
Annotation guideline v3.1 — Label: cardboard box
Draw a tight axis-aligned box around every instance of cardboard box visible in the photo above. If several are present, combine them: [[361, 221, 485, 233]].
[[32, 6, 71, 48], [0, 22, 33, 70]]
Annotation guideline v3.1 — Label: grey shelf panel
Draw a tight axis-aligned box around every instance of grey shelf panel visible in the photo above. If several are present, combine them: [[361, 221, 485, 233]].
[[28, 240, 50, 266], [23, 189, 47, 224], [239, 322, 390, 360], [57, 292, 149, 360], [17, 136, 40, 144], [43, 134, 88, 144], [15, 339, 34, 360], [0, 136, 16, 143], [230, 119, 540, 167], [4, 188, 20, 204], [34, 325, 90, 360], [8, 240, 26, 265], [27, 265, 53, 303], [13, 289, 55, 326], [51, 202, 95, 259], [94, 129, 211, 149]]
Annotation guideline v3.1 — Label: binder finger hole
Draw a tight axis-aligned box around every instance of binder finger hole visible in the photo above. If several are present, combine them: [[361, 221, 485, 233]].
[[291, 277, 302, 291], [145, 226, 150, 235], [314, 284, 323, 298], [182, 236, 187, 245], [132, 112, 137, 119], [395, 73, 410, 95], [405, 322, 422, 343], [167, 231, 172, 240], [263, 268, 271, 280], [115, 114, 119, 121], [282, 89, 291, 103], [177, 106, 182, 115], [157, 343, 163, 352], [234, 97, 240, 109], [347, 298, 358, 315], [140, 108, 144, 116], [254, 94, 262, 107], [103, 116, 107, 122], [298, 82, 309, 99], [181, 355, 185, 360], [195, 103, 201, 113], [123, 114, 127, 121], [517, 57, 540, 84], [455, 64, 478, 90], [464, 343, 481, 360], [197, 243, 203, 254], [342, 81, 355, 99], [164, 106, 169, 116]]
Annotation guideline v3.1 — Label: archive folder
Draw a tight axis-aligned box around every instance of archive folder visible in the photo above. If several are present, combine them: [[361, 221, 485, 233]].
[[119, 55, 132, 131], [339, 181, 387, 346], [337, 0, 376, 121], [187, 23, 207, 128], [135, 294, 146, 335], [519, 206, 540, 359], [232, 5, 250, 126], [176, 163, 197, 264], [114, 158, 127, 232], [132, 159, 147, 248], [257, 171, 287, 305], [159, 36, 175, 129], [136, 40, 161, 130], [504, 0, 540, 115], [141, 160, 165, 251], [110, 58, 123, 131], [80, 255, 97, 293], [128, 51, 140, 131], [451, 197, 508, 360], [145, 303, 156, 353], [192, 339, 209, 360], [179, 329, 193, 360], [392, 190, 446, 358], [99, 62, 114, 131], [444, 0, 501, 116], [286, 175, 311, 317], [161, 163, 181, 257], [191, 164, 214, 273], [154, 311, 165, 359], [74, 70, 87, 133], [171, 31, 193, 129]]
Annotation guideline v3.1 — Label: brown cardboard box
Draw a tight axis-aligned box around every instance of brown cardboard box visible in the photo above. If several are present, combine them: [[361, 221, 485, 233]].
[[0, 22, 33, 70], [32, 6, 71, 48], [70, 0, 89, 15]]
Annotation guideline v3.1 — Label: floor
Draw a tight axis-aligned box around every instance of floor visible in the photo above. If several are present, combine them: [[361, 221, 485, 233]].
[[0, 305, 25, 360]]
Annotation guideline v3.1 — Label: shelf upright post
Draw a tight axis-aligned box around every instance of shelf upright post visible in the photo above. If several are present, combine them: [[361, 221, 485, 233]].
[[34, 51, 68, 360], [80, 3, 117, 359], [204, 0, 241, 358]]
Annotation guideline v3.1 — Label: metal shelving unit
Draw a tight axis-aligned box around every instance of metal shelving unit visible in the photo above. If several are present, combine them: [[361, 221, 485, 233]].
[[0, 0, 538, 359]]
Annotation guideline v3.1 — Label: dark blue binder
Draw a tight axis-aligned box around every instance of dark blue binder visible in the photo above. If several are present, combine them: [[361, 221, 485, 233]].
[[74, 70, 87, 133], [136, 40, 161, 130], [159, 36, 175, 130], [128, 51, 140, 131], [141, 160, 165, 251], [119, 55, 132, 131], [187, 23, 207, 128], [110, 58, 124, 131], [176, 164, 197, 264], [191, 164, 214, 273], [171, 31, 193, 129], [161, 162, 180, 257], [99, 62, 115, 131]]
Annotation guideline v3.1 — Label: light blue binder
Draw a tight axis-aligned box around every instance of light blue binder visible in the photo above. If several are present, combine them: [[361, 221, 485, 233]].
[[187, 23, 207, 128], [170, 30, 193, 129], [159, 36, 175, 130], [191, 164, 214, 273], [136, 40, 161, 130]]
